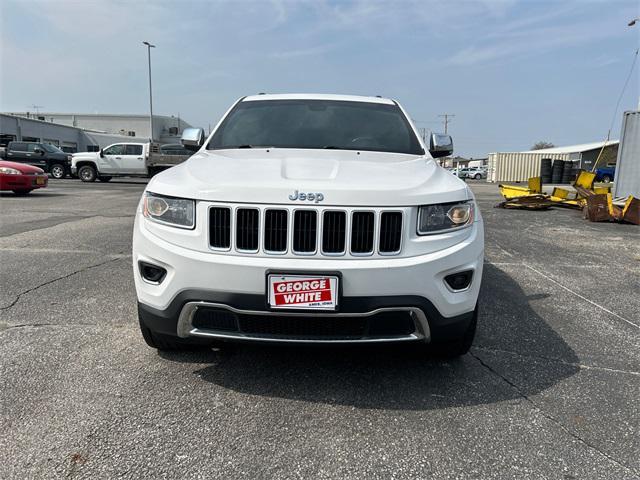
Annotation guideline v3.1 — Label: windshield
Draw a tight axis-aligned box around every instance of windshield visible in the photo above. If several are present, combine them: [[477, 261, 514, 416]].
[[42, 143, 63, 153], [208, 99, 424, 155]]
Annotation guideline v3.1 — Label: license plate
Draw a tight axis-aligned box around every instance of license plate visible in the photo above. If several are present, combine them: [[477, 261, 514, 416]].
[[268, 274, 338, 311], [36, 176, 46, 185]]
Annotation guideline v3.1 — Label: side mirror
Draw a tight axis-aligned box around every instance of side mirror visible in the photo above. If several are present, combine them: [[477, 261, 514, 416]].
[[429, 133, 453, 158], [34, 147, 44, 155], [181, 128, 205, 151], [99, 149, 104, 158]]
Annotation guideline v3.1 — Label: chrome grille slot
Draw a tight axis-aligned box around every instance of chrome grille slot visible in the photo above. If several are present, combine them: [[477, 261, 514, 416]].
[[264, 209, 288, 253], [209, 207, 231, 249], [236, 208, 259, 251], [379, 212, 402, 253], [322, 211, 346, 254], [293, 210, 317, 253], [351, 212, 374, 254]]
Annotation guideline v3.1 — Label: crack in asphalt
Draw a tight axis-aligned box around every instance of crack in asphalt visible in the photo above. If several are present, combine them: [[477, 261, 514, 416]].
[[469, 350, 639, 477], [0, 256, 126, 312], [473, 345, 640, 377]]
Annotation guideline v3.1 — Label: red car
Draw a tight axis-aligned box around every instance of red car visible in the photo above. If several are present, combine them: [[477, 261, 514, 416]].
[[0, 160, 48, 195]]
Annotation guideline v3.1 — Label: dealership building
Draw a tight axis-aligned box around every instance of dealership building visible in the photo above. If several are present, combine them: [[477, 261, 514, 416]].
[[0, 112, 193, 153]]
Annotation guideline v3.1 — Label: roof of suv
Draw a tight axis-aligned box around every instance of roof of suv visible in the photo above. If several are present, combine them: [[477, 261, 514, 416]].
[[242, 93, 395, 105]]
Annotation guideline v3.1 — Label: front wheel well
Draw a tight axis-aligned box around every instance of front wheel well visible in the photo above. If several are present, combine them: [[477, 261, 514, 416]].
[[75, 161, 98, 171]]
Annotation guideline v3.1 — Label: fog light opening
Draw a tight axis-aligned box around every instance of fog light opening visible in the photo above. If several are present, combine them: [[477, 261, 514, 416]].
[[444, 270, 473, 291], [139, 261, 167, 284]]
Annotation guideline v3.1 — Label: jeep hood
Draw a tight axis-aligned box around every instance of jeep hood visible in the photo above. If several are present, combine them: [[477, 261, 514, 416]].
[[147, 149, 471, 206]]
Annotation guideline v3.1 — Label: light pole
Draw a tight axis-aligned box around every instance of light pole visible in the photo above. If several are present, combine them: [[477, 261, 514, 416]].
[[143, 41, 155, 142], [629, 19, 639, 109]]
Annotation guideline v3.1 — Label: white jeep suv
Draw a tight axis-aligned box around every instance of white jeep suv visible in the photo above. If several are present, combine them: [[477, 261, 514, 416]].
[[133, 94, 484, 356]]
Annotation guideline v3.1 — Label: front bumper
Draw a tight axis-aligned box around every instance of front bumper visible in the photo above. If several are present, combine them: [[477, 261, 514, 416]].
[[0, 173, 48, 190], [134, 215, 484, 344]]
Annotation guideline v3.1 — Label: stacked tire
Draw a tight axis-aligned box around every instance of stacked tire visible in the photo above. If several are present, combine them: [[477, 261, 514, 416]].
[[551, 160, 564, 184], [540, 158, 552, 184], [562, 162, 577, 184]]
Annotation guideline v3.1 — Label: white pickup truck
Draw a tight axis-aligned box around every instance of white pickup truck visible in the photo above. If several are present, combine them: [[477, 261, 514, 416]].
[[71, 142, 190, 182], [133, 94, 484, 357]]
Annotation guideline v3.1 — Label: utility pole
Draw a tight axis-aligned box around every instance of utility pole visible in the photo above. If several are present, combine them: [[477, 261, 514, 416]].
[[438, 114, 455, 134], [30, 105, 44, 116], [142, 41, 156, 142]]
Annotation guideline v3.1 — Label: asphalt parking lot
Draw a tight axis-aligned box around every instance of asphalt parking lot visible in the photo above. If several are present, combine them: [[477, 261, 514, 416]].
[[1, 179, 639, 479]]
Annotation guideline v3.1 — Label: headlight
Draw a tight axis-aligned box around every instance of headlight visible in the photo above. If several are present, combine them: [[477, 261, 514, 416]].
[[0, 167, 21, 175], [417, 201, 474, 235], [67, 155, 72, 161], [143, 193, 195, 229]]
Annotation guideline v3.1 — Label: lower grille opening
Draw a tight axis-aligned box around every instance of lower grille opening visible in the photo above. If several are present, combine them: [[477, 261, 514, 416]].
[[190, 308, 417, 340], [192, 308, 238, 331]]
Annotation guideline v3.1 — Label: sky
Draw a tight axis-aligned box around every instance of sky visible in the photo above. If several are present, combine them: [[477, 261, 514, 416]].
[[1, 0, 639, 157]]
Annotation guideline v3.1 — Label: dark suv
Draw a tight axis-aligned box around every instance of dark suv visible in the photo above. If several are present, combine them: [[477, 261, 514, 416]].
[[0, 142, 72, 179]]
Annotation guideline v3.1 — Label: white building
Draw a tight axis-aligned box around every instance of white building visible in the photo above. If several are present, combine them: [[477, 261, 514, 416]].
[[2, 112, 192, 144]]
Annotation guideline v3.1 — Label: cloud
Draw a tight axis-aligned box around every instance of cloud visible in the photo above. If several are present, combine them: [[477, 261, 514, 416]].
[[269, 44, 336, 59]]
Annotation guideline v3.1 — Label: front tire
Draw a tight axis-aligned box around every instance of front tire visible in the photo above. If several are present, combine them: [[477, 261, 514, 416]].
[[429, 306, 478, 358], [138, 316, 208, 351], [474, 173, 481, 180], [602, 175, 612, 183], [78, 165, 97, 182], [98, 176, 112, 182], [12, 189, 32, 195], [50, 164, 66, 179]]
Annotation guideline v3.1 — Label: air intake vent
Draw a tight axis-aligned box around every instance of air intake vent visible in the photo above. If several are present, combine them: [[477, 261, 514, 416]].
[[236, 208, 259, 251], [351, 212, 374, 254], [322, 211, 346, 254], [293, 210, 317, 253], [209, 207, 231, 249], [264, 209, 288, 253], [379, 212, 402, 253]]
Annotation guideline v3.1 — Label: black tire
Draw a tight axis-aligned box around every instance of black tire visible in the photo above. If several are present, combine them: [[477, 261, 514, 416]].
[[602, 175, 611, 183], [98, 176, 112, 182], [50, 163, 66, 179], [474, 173, 481, 180], [429, 306, 478, 358], [12, 189, 32, 195], [138, 317, 205, 351], [78, 165, 97, 182]]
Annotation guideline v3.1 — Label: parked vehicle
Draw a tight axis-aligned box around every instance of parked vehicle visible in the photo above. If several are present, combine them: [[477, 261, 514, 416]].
[[595, 166, 615, 183], [0, 141, 72, 179], [71, 142, 191, 182], [133, 94, 484, 357], [0, 160, 48, 195], [160, 143, 193, 156], [464, 167, 487, 180]]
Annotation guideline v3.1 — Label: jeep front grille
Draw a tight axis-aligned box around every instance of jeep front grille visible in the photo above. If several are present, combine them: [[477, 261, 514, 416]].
[[209, 207, 231, 249], [293, 210, 317, 253], [351, 212, 375, 254], [236, 208, 259, 251], [379, 212, 403, 254], [208, 205, 404, 257], [264, 209, 288, 253], [322, 211, 346, 254]]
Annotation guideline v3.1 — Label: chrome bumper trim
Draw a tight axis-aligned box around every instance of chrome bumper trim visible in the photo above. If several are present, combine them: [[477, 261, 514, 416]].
[[177, 301, 430, 343]]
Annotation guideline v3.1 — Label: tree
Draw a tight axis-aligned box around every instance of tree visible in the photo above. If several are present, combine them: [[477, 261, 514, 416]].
[[531, 141, 555, 150]]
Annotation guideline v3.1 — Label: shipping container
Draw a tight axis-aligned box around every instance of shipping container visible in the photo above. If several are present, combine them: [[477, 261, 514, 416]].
[[613, 111, 639, 198], [487, 152, 573, 182]]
